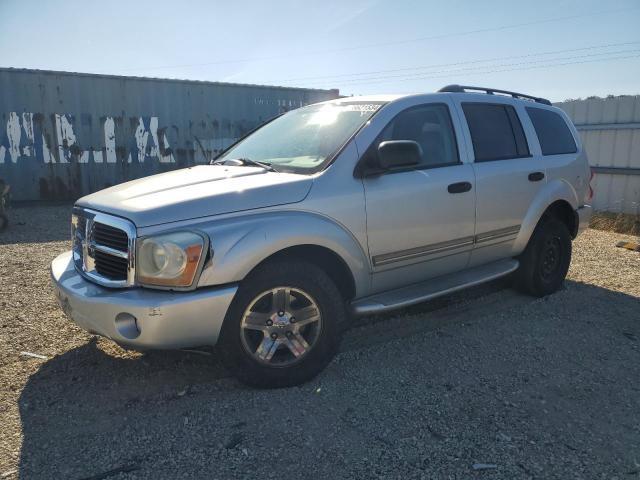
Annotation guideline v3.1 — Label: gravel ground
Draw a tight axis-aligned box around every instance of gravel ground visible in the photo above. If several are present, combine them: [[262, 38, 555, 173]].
[[1, 205, 639, 479]]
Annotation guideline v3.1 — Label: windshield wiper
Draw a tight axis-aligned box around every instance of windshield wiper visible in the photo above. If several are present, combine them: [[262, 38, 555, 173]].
[[212, 157, 278, 173]]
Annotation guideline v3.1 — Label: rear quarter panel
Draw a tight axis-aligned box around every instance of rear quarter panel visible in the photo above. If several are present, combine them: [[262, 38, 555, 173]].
[[512, 105, 590, 253]]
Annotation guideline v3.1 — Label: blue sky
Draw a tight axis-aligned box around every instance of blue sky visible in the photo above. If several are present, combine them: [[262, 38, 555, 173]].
[[1, 0, 639, 102]]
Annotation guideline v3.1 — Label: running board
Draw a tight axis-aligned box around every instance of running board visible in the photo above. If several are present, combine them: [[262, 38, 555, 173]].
[[351, 259, 519, 316]]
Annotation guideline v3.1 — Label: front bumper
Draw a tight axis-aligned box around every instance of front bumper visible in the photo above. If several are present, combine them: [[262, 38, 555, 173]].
[[51, 251, 237, 349], [577, 204, 593, 235]]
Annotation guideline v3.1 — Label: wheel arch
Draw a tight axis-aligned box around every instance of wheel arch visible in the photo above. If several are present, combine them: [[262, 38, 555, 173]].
[[513, 179, 580, 254], [542, 200, 579, 238], [245, 244, 357, 301], [196, 211, 370, 298]]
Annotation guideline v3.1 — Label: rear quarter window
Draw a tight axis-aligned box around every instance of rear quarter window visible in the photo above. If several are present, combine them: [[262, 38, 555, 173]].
[[525, 107, 577, 155]]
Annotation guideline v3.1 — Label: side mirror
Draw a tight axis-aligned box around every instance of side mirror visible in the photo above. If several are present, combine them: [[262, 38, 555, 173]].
[[377, 140, 422, 170]]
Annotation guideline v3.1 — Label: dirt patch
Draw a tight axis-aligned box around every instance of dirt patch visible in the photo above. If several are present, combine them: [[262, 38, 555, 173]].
[[1, 207, 640, 479]]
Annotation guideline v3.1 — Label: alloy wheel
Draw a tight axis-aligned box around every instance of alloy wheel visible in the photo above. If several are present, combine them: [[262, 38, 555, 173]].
[[240, 287, 322, 366]]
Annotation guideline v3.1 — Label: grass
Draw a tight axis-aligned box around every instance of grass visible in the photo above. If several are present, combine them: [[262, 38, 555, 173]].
[[590, 212, 640, 237]]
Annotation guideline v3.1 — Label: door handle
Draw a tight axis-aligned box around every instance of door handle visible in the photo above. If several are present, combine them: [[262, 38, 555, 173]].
[[447, 181, 472, 194], [528, 171, 545, 182]]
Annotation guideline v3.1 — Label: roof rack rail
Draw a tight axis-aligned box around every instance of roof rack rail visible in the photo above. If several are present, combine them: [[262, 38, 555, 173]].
[[438, 84, 552, 106]]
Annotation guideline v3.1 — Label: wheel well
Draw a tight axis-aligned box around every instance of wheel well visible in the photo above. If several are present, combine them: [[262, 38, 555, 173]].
[[252, 245, 357, 300], [543, 200, 578, 238]]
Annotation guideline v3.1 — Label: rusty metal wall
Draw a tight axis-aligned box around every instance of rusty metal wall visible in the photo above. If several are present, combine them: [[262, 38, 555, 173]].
[[0, 68, 339, 201], [556, 96, 640, 215]]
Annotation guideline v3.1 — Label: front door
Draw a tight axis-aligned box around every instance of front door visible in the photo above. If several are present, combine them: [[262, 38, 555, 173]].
[[361, 102, 476, 293]]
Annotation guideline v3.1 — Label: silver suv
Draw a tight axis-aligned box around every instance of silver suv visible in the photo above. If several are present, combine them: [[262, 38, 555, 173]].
[[51, 85, 593, 388]]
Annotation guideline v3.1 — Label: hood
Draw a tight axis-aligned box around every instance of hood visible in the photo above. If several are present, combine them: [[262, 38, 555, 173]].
[[76, 165, 313, 227]]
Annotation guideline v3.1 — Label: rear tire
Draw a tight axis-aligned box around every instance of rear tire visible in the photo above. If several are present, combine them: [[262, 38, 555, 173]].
[[0, 214, 7, 232], [219, 259, 346, 388], [516, 217, 572, 297]]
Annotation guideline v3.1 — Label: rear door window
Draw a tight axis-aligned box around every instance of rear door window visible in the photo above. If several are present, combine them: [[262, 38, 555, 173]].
[[462, 103, 530, 162], [526, 107, 577, 155]]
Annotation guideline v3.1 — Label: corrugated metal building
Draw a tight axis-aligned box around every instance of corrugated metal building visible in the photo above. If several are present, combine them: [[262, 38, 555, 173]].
[[0, 68, 339, 201], [556, 96, 640, 215], [2, 71, 636, 213]]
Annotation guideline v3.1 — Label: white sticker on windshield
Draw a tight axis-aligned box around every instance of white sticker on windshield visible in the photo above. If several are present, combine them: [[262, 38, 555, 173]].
[[342, 104, 381, 113]]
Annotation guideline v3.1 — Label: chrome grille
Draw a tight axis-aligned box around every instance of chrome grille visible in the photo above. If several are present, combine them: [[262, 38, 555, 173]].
[[94, 249, 128, 281], [93, 223, 129, 252], [72, 208, 136, 288]]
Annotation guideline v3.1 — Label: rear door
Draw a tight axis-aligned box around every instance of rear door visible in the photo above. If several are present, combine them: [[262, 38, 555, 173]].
[[456, 101, 546, 267]]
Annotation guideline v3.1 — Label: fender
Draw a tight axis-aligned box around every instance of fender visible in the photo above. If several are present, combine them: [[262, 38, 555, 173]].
[[512, 178, 580, 254], [195, 210, 371, 296]]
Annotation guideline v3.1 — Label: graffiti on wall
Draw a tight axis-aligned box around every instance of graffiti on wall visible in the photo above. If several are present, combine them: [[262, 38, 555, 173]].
[[0, 66, 339, 201], [0, 112, 176, 165]]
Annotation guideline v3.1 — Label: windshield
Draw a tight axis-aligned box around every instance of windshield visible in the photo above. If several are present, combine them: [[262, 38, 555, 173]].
[[216, 101, 384, 173]]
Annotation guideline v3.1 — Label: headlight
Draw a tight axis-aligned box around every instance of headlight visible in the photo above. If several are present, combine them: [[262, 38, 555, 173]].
[[136, 231, 207, 288]]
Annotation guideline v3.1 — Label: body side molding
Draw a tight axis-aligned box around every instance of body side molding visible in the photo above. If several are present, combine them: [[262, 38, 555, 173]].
[[372, 226, 521, 266]]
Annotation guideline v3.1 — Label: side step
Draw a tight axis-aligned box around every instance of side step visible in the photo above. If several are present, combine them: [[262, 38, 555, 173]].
[[351, 259, 519, 316]]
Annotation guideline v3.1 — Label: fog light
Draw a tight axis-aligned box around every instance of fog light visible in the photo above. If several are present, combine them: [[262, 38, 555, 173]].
[[115, 312, 140, 339]]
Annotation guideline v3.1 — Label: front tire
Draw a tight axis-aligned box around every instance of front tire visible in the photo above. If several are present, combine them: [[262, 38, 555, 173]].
[[516, 217, 572, 297], [219, 259, 346, 388]]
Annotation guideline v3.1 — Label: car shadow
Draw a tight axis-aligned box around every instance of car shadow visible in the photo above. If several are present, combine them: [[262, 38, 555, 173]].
[[16, 339, 236, 478], [16, 280, 640, 478]]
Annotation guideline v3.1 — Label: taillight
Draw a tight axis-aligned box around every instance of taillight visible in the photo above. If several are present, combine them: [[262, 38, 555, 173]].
[[587, 167, 595, 202]]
